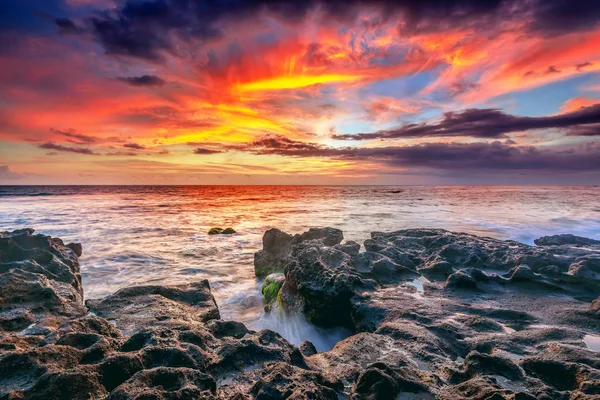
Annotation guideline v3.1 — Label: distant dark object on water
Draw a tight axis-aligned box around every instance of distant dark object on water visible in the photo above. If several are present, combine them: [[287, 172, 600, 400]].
[[208, 227, 237, 235]]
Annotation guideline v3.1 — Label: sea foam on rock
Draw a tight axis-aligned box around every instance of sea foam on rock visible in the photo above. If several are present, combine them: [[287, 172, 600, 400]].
[[3, 227, 600, 399]]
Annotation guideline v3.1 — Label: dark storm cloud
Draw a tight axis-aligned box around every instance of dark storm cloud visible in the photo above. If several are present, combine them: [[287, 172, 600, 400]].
[[74, 0, 600, 62], [117, 75, 166, 87], [54, 17, 84, 35], [239, 135, 600, 172], [83, 0, 507, 61], [50, 128, 97, 144], [527, 1, 600, 36], [193, 147, 222, 155], [39, 142, 97, 155], [332, 104, 600, 141]]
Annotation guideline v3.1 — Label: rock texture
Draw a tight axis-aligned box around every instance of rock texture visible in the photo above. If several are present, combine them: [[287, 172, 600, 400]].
[[3, 227, 600, 400], [253, 227, 343, 277], [259, 227, 600, 399]]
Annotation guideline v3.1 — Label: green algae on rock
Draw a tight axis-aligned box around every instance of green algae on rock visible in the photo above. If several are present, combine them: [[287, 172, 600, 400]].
[[261, 273, 285, 311], [208, 227, 237, 235]]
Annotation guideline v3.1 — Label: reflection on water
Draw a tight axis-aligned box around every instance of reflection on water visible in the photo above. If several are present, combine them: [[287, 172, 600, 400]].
[[584, 334, 600, 351], [1, 185, 599, 348]]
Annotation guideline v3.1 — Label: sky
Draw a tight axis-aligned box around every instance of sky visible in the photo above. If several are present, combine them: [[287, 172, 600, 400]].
[[1, 0, 600, 185]]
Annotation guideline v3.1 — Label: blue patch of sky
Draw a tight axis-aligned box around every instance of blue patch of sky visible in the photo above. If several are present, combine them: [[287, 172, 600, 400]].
[[0, 0, 66, 34], [485, 73, 599, 116]]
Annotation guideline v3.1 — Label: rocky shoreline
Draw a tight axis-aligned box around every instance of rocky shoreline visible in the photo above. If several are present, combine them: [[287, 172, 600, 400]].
[[1, 227, 600, 399]]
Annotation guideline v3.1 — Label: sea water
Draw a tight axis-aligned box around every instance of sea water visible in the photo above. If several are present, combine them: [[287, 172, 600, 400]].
[[1, 185, 599, 349]]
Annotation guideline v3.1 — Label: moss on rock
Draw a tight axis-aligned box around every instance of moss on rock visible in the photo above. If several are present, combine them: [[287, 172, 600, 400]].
[[208, 227, 237, 235], [261, 274, 285, 309]]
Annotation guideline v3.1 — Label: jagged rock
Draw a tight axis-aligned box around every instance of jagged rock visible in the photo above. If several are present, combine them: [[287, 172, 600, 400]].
[[254, 227, 343, 277], [445, 270, 478, 289], [249, 362, 341, 399], [592, 297, 600, 317], [66, 243, 83, 257], [300, 340, 317, 357], [353, 362, 432, 400], [534, 234, 600, 247], [205, 320, 250, 339], [353, 251, 419, 283], [281, 242, 364, 327], [4, 227, 600, 400], [86, 280, 220, 334], [0, 229, 86, 331], [447, 351, 523, 383], [106, 367, 216, 400]]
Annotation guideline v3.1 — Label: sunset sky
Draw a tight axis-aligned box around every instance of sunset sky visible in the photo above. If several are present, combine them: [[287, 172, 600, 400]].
[[1, 0, 600, 184]]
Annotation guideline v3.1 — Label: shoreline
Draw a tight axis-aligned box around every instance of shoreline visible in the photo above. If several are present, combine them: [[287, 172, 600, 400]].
[[1, 227, 600, 399]]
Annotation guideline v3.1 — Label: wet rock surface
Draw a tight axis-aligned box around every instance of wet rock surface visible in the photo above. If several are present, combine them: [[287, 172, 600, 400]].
[[2, 227, 600, 399]]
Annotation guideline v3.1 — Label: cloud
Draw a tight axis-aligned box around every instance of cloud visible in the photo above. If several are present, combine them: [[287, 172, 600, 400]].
[[105, 151, 138, 156], [0, 165, 28, 180], [117, 75, 166, 87], [332, 104, 600, 140], [527, 1, 600, 36], [193, 147, 222, 155], [566, 125, 600, 136], [75, 0, 600, 63], [576, 61, 593, 71], [54, 18, 84, 34], [237, 135, 600, 172], [83, 0, 510, 61], [39, 142, 97, 155], [123, 142, 146, 150], [50, 128, 97, 144]]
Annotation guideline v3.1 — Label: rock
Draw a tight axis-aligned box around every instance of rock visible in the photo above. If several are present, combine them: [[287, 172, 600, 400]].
[[281, 242, 364, 327], [534, 234, 600, 247], [106, 367, 216, 400], [207, 330, 306, 377], [261, 273, 285, 309], [591, 297, 600, 317], [205, 320, 250, 339], [506, 265, 536, 282], [250, 362, 341, 400], [334, 240, 361, 255], [438, 376, 511, 400], [521, 357, 587, 391], [254, 229, 294, 277], [66, 243, 83, 257], [353, 251, 418, 283], [23, 370, 108, 400], [208, 227, 237, 235], [86, 280, 220, 334], [254, 227, 343, 277], [353, 362, 431, 400], [300, 340, 317, 357], [445, 270, 478, 289], [448, 351, 523, 382], [5, 227, 600, 400], [0, 229, 86, 330]]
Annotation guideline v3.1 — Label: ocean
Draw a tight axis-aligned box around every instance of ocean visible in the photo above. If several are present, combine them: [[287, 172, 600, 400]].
[[2, 185, 599, 350]]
